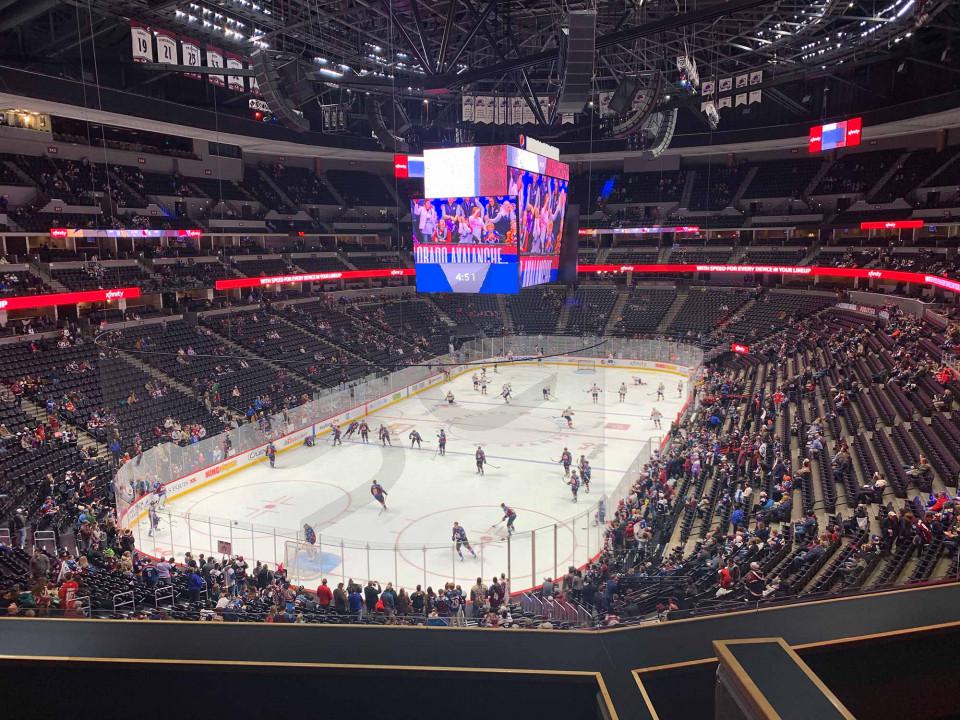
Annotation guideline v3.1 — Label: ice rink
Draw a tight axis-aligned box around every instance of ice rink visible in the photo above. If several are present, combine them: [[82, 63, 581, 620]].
[[134, 362, 685, 592]]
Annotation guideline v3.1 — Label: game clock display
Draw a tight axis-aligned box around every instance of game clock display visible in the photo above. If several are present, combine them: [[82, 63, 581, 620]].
[[411, 195, 520, 293]]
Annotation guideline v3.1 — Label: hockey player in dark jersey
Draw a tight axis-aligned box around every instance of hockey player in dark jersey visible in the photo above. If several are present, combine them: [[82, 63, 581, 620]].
[[266, 442, 277, 468], [437, 429, 447, 456], [500, 503, 517, 536], [370, 480, 388, 513], [359, 420, 370, 443], [475, 446, 486, 475], [558, 447, 572, 476], [409, 429, 423, 448], [343, 421, 359, 440], [451, 521, 476, 560], [331, 424, 342, 446], [378, 423, 391, 446], [581, 459, 592, 493]]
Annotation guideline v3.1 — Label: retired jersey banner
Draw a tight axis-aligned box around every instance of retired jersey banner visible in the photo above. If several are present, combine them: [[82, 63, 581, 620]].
[[226, 53, 245, 93], [181, 37, 201, 79], [130, 21, 153, 63], [155, 29, 177, 65], [206, 45, 224, 87], [247, 58, 261, 96]]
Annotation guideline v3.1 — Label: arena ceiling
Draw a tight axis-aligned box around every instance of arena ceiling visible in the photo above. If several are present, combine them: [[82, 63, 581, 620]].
[[0, 0, 958, 147]]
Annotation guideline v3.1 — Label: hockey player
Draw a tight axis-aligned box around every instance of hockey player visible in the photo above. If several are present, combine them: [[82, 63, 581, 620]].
[[678, 380, 684, 397], [147, 498, 160, 537], [656, 382, 665, 401], [633, 375, 646, 386], [588, 383, 602, 405], [651, 408, 663, 430], [409, 429, 423, 448], [581, 459, 592, 493], [370, 480, 388, 513], [500, 503, 517, 536], [343, 421, 359, 440], [559, 447, 572, 476], [618, 382, 627, 403], [475, 446, 486, 475], [445, 390, 455, 405], [303, 523, 317, 546], [480, 377, 488, 395], [153, 480, 167, 508], [266, 441, 277, 468], [331, 424, 342, 446], [568, 470, 581, 503], [595, 498, 606, 526], [359, 420, 370, 444], [378, 423, 391, 446], [501, 383, 512, 404], [437, 429, 447, 456], [452, 521, 477, 560], [542, 385, 551, 400], [561, 406, 574, 428], [472, 373, 479, 391]]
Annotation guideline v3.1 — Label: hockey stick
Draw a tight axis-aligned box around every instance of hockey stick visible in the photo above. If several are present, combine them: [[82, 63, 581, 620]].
[[485, 461, 501, 469]]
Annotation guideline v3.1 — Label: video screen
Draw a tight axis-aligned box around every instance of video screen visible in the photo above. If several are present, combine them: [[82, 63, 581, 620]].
[[509, 167, 568, 287], [809, 117, 862, 153], [411, 195, 520, 294]]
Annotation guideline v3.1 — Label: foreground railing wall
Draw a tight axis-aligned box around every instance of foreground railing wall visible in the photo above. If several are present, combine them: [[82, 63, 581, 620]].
[[112, 336, 702, 596]]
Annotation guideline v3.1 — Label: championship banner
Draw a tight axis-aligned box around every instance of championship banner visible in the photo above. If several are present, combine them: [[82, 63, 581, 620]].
[[226, 53, 245, 93], [181, 37, 201, 79], [461, 95, 475, 122], [247, 58, 261, 96], [130, 21, 153, 63], [206, 45, 224, 87], [155, 28, 177, 65]]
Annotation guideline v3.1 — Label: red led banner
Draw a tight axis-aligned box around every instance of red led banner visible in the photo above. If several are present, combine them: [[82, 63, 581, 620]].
[[0, 287, 141, 311], [215, 268, 416, 290], [859, 220, 924, 230], [730, 343, 750, 355]]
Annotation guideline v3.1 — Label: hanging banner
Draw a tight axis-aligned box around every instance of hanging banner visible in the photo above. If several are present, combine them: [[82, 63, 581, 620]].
[[718, 77, 733, 92], [247, 58, 261, 96], [461, 95, 475, 122], [226, 53, 245, 93], [155, 28, 177, 65], [749, 90, 762, 105], [130, 21, 153, 63], [718, 96, 732, 109], [735, 93, 748, 107], [735, 73, 749, 89], [749, 70, 763, 85], [701, 80, 715, 96], [495, 96, 508, 125], [206, 45, 225, 87], [181, 37, 201, 79]]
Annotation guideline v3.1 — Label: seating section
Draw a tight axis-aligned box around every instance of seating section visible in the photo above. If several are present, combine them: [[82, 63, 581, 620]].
[[743, 157, 822, 198], [508, 288, 565, 334], [326, 169, 393, 206], [686, 164, 750, 211], [152, 260, 232, 290], [813, 149, 902, 195], [291, 256, 352, 273], [51, 264, 155, 292], [429, 295, 506, 336], [113, 319, 315, 413], [611, 287, 677, 336], [666, 288, 748, 335], [561, 287, 619, 335], [0, 268, 48, 297], [232, 258, 291, 278]]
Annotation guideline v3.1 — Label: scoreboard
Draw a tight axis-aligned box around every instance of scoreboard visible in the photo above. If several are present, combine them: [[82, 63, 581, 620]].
[[412, 145, 570, 294], [809, 117, 862, 153]]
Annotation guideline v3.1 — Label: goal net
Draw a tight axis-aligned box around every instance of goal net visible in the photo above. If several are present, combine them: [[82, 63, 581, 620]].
[[576, 358, 597, 373]]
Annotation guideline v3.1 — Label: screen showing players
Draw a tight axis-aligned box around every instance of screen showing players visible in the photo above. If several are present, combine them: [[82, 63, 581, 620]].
[[509, 166, 568, 288], [809, 117, 862, 153], [411, 195, 519, 294]]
